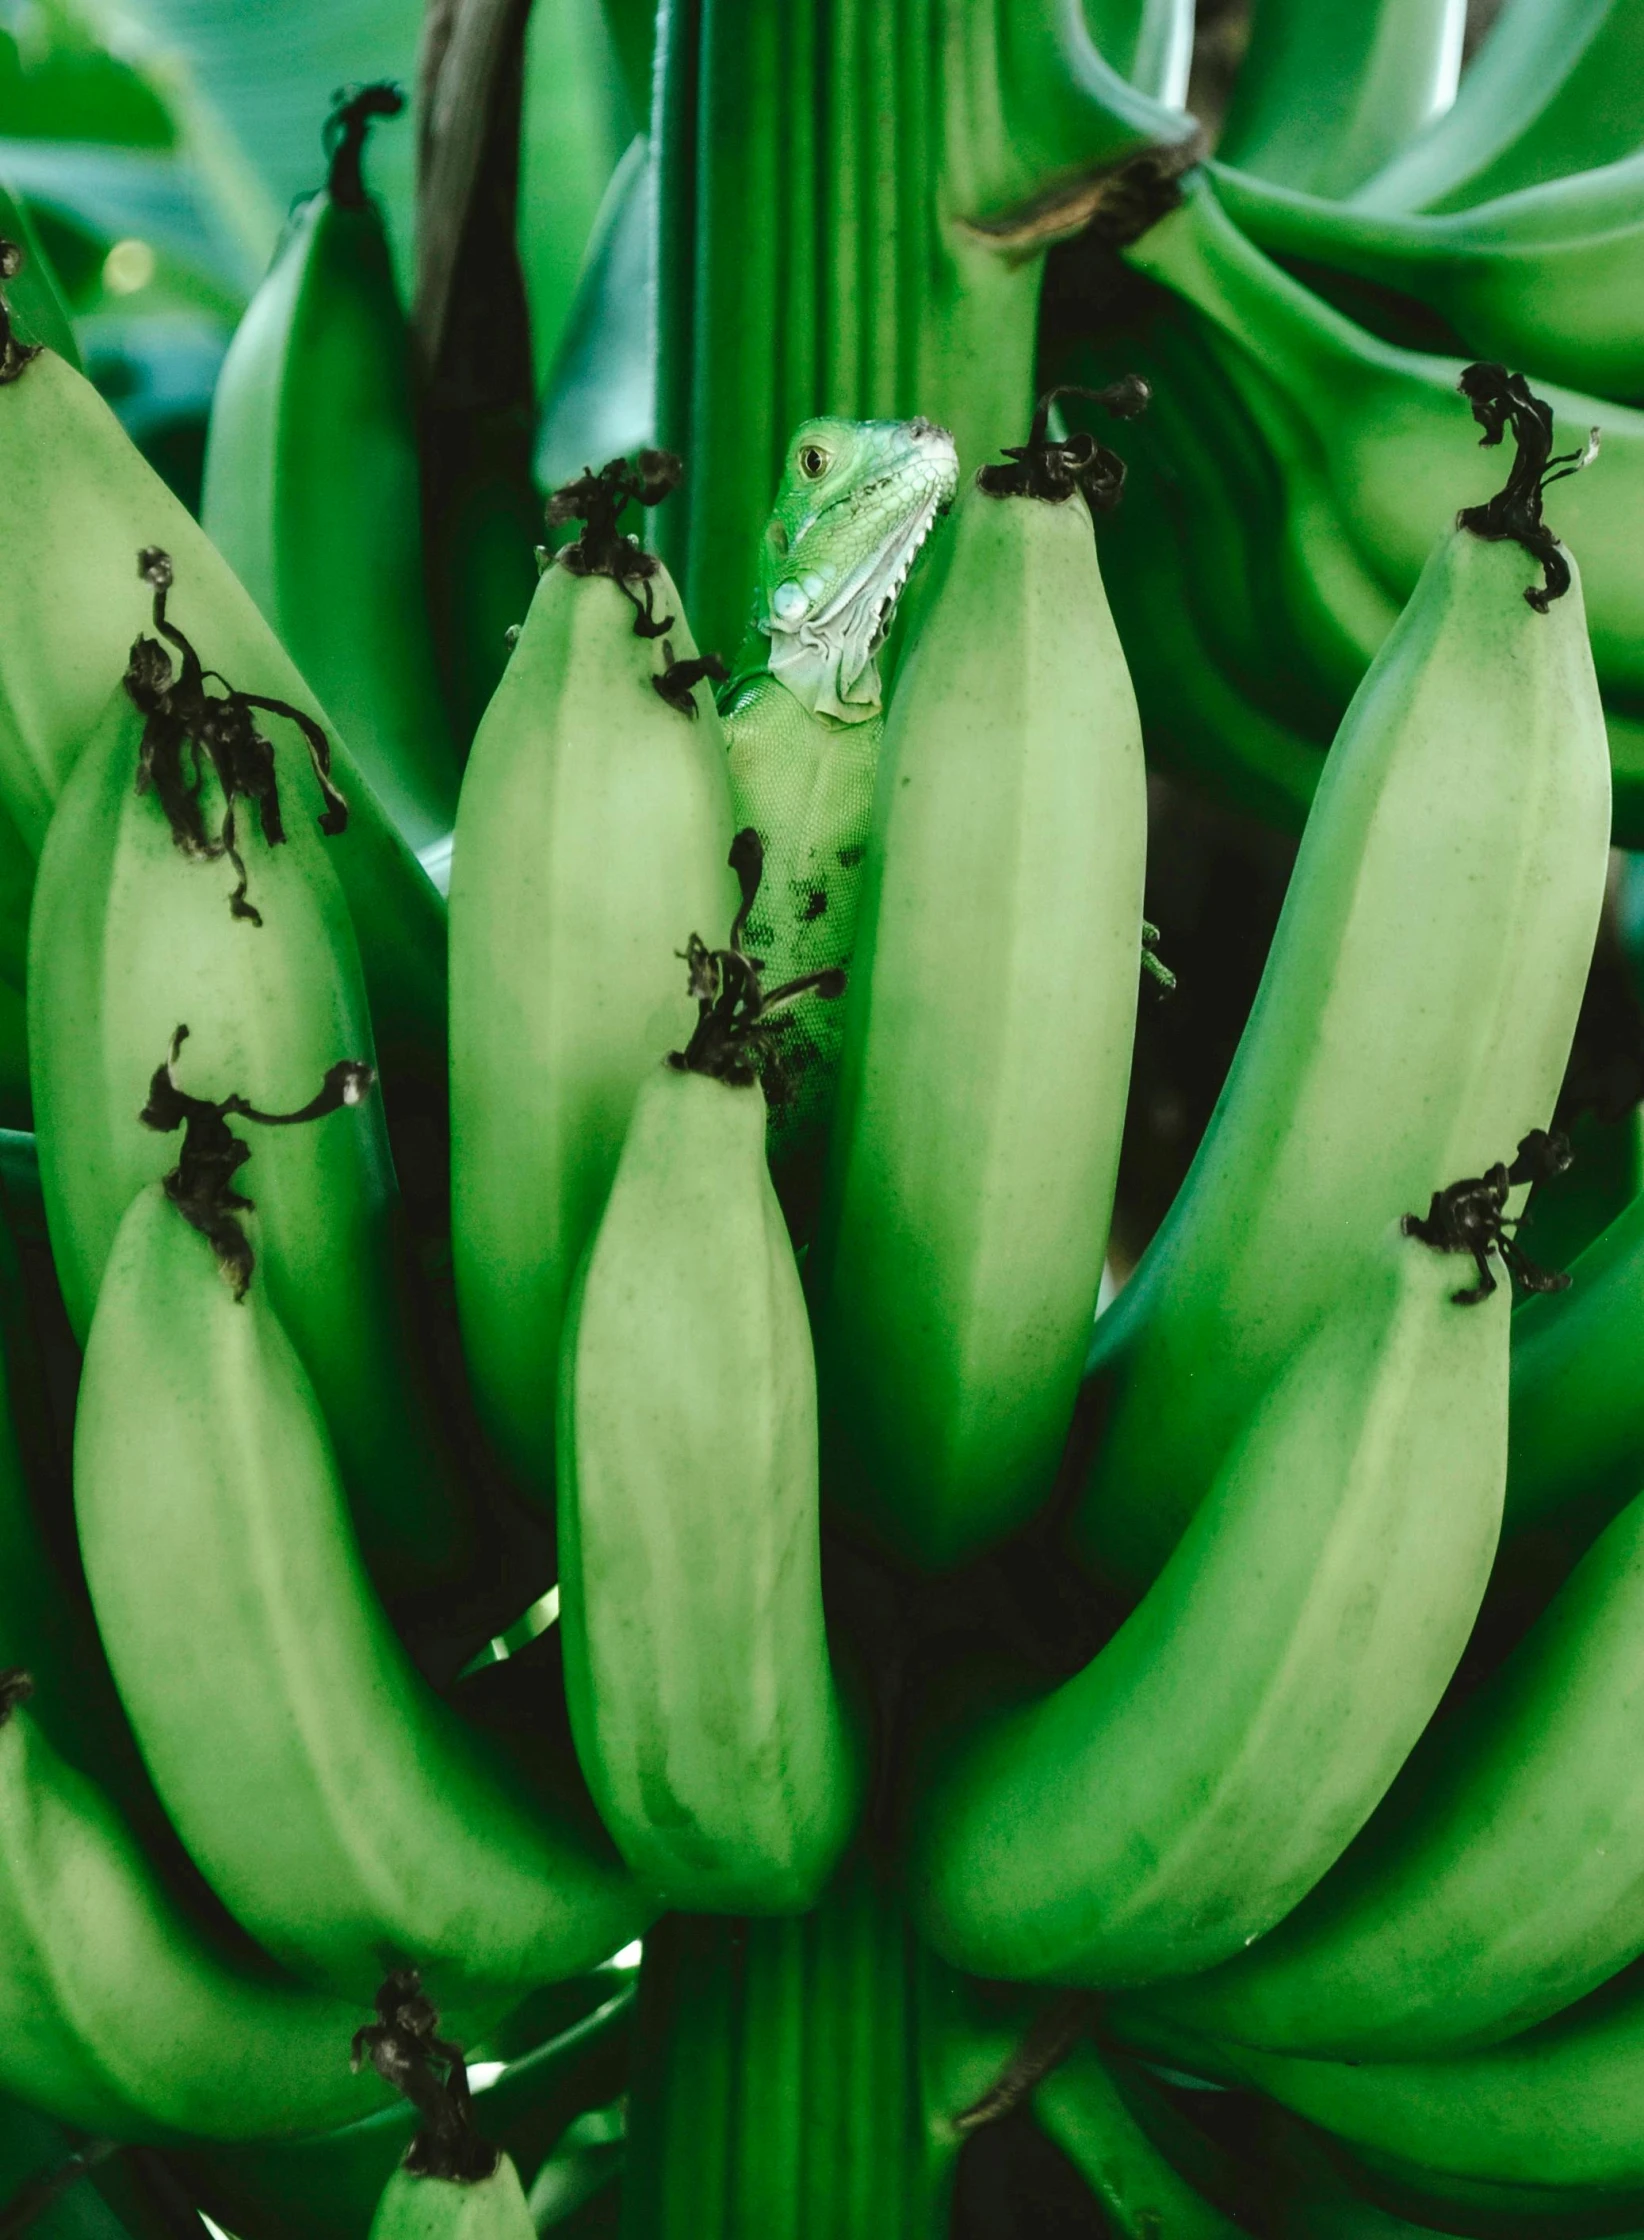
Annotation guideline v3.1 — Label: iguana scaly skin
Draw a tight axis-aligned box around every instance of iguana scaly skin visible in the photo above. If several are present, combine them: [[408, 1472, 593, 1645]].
[[722, 416, 958, 1222]]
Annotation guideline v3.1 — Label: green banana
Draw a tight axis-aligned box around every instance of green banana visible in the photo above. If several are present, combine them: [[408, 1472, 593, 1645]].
[[1082, 0, 1194, 105], [28, 570, 469, 1615], [558, 857, 862, 1910], [1211, 153, 1644, 405], [201, 86, 462, 853], [1213, 0, 1465, 200], [0, 302, 445, 1120], [75, 1180, 647, 2008], [0, 1674, 388, 2141], [450, 454, 738, 1516], [1112, 1463, 1644, 2062], [807, 393, 1147, 1571], [1071, 373, 1610, 1601], [1501, 1182, 1644, 1563], [368, 2158, 535, 2239], [1032, 2044, 1246, 2240], [1351, 0, 1644, 214], [908, 1227, 1508, 1988], [1122, 177, 1644, 802], [1113, 1959, 1644, 2198]]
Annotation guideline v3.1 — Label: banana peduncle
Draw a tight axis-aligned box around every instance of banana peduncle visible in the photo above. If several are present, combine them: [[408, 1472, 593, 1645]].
[[322, 82, 404, 211], [139, 1024, 375, 1298], [124, 548, 348, 923], [1456, 362, 1600, 611]]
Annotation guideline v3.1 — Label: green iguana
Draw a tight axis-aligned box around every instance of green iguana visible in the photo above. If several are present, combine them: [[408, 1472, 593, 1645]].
[[722, 414, 959, 1222]]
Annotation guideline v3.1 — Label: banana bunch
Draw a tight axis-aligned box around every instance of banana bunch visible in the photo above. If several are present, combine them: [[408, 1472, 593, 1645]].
[[10, 0, 1644, 2219]]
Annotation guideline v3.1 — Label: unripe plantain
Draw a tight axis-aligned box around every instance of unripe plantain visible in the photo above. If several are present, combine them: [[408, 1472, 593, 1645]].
[[808, 389, 1149, 1571], [0, 297, 444, 1115], [76, 1184, 646, 2009], [29, 572, 467, 1611], [907, 1228, 1509, 1989], [202, 86, 461, 852], [558, 857, 862, 1911], [450, 454, 738, 1515], [1072, 367, 1610, 1597]]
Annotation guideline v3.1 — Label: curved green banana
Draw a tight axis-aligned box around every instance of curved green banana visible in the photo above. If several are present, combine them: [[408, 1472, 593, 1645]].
[[559, 900, 862, 1911], [0, 325, 445, 1118], [1122, 1473, 1644, 2058], [721, 415, 958, 1224], [75, 1182, 647, 2008], [908, 1230, 1508, 1988], [201, 87, 462, 853], [1072, 388, 1610, 1601], [1115, 1959, 1644, 2197], [1214, 0, 1465, 200], [1032, 2044, 1246, 2240], [1124, 179, 1644, 725], [1082, 0, 1194, 105], [450, 456, 737, 1517], [1352, 0, 1644, 215], [0, 1676, 388, 2142], [29, 619, 468, 1613], [369, 2157, 536, 2238], [808, 398, 1146, 1571], [1502, 1183, 1644, 1562], [1211, 153, 1644, 405]]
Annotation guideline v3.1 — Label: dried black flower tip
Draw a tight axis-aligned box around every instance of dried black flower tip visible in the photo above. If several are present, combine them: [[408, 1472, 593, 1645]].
[[1402, 1129, 1574, 1306], [352, 1969, 499, 2185], [978, 380, 1149, 508], [1141, 918, 1176, 996], [0, 239, 42, 385], [670, 829, 846, 1085], [323, 82, 403, 210], [1456, 364, 1599, 613], [953, 1992, 1098, 2136], [124, 549, 348, 923], [141, 1023, 376, 1299], [0, 1668, 34, 1724], [653, 641, 729, 718], [547, 451, 685, 638]]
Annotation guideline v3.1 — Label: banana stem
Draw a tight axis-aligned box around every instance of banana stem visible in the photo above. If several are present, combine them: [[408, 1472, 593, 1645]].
[[621, 1857, 986, 2238], [651, 0, 1198, 658]]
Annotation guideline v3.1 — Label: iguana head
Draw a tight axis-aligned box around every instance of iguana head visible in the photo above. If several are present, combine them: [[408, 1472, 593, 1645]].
[[752, 416, 959, 725]]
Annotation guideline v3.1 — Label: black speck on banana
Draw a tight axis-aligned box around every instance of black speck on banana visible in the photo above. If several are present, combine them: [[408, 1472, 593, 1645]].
[[807, 387, 1147, 1572], [0, 1673, 389, 2141], [0, 300, 445, 1118], [558, 851, 862, 1912], [75, 1182, 648, 2009], [29, 588, 468, 1612], [450, 454, 738, 1519], [1072, 363, 1610, 1600], [907, 1227, 1509, 1990], [202, 86, 463, 856]]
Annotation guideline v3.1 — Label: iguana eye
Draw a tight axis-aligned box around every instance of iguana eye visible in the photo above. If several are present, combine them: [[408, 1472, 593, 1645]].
[[799, 445, 828, 479]]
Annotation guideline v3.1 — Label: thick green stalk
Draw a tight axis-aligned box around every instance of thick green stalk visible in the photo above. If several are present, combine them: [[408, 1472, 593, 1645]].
[[652, 0, 1198, 657], [621, 1857, 1019, 2238]]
